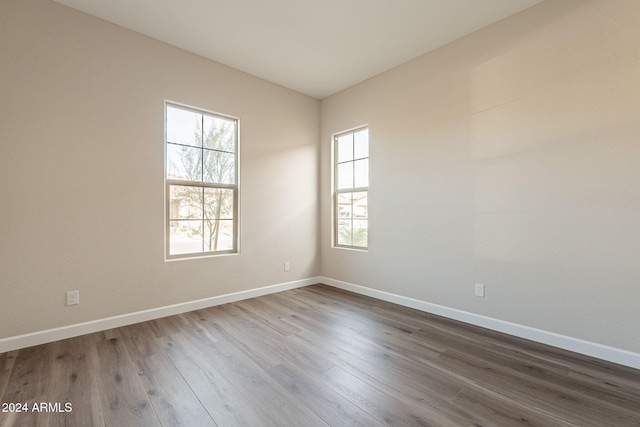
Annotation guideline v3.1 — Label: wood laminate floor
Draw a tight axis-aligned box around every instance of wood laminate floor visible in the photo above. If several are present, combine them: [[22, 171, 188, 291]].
[[0, 284, 639, 426]]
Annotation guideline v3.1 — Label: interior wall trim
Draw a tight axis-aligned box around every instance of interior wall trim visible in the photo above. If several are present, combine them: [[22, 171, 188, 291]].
[[0, 278, 318, 354], [3, 276, 638, 370], [319, 277, 640, 370]]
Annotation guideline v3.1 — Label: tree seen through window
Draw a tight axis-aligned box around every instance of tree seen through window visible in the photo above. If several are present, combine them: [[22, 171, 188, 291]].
[[166, 104, 238, 257]]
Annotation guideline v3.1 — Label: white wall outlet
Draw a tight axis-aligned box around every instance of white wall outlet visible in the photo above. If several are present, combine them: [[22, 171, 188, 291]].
[[284, 261, 290, 271], [66, 290, 80, 305], [475, 283, 485, 298]]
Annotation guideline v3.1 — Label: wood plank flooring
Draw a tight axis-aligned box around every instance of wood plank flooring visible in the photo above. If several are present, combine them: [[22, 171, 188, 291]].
[[0, 284, 639, 426]]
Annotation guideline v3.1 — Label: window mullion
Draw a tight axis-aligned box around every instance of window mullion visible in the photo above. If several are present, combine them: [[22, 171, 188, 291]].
[[352, 140, 356, 189], [201, 114, 205, 183], [336, 187, 367, 194], [201, 187, 205, 253], [167, 180, 236, 190]]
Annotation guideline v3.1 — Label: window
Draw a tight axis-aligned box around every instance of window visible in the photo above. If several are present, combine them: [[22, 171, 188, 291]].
[[334, 127, 369, 249], [165, 103, 238, 258]]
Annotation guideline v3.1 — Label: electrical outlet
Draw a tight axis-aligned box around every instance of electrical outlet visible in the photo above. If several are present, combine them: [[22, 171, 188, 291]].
[[66, 290, 80, 305], [474, 284, 485, 298], [284, 261, 290, 271]]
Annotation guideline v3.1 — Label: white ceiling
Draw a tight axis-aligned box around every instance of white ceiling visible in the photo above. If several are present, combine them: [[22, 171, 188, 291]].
[[53, 0, 543, 99]]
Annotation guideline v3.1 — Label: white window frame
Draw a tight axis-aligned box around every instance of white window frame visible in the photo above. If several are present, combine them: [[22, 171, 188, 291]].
[[333, 126, 369, 250], [165, 101, 239, 260]]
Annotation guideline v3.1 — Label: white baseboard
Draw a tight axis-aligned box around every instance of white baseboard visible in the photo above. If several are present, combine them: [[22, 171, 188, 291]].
[[319, 276, 640, 370], [3, 276, 639, 370], [0, 277, 318, 354]]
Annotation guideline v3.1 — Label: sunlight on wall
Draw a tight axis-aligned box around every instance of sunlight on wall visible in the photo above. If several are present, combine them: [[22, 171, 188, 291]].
[[470, 2, 640, 270]]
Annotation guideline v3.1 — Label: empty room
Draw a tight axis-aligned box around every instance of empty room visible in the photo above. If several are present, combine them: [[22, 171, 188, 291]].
[[1, 0, 639, 425]]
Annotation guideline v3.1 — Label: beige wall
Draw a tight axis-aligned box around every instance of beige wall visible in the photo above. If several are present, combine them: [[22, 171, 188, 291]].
[[320, 0, 640, 353], [0, 0, 320, 338]]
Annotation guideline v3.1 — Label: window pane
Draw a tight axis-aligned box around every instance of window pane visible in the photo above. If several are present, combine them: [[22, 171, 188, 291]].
[[354, 159, 368, 188], [166, 103, 239, 258], [352, 191, 368, 219], [334, 127, 368, 250], [203, 150, 235, 184], [354, 128, 368, 159], [167, 106, 202, 147], [204, 219, 234, 252], [204, 188, 234, 220], [337, 162, 353, 190], [169, 185, 203, 220], [204, 115, 236, 152], [337, 133, 353, 162], [353, 220, 368, 247], [169, 220, 203, 255], [337, 219, 352, 246], [337, 193, 352, 219], [167, 144, 203, 182]]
